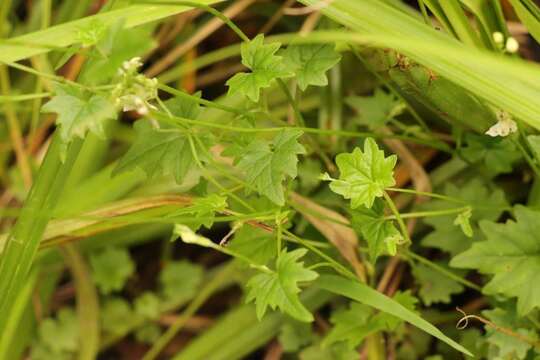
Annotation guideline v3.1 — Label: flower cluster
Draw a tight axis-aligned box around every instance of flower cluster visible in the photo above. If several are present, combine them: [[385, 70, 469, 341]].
[[492, 32, 519, 54], [113, 57, 158, 115], [485, 110, 517, 137]]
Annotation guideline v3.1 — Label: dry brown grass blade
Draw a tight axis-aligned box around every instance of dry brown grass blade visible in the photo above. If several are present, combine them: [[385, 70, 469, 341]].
[[145, 0, 255, 77], [290, 192, 366, 282]]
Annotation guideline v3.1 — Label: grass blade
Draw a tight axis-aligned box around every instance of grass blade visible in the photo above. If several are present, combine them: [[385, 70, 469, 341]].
[[0, 0, 222, 63], [315, 274, 472, 356], [61, 244, 100, 360]]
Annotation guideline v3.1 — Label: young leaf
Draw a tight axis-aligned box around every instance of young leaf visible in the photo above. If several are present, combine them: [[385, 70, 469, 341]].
[[421, 179, 507, 256], [41, 84, 116, 157], [89, 247, 134, 295], [159, 260, 203, 300], [227, 225, 276, 266], [452, 206, 540, 315], [246, 248, 318, 322], [281, 44, 341, 91], [412, 263, 464, 305], [100, 297, 139, 336], [453, 207, 473, 237], [134, 292, 161, 320], [324, 138, 397, 209], [346, 89, 405, 129], [238, 129, 305, 205], [226, 34, 293, 102], [167, 194, 227, 230], [35, 308, 78, 355], [114, 94, 206, 183], [351, 198, 402, 262], [113, 120, 197, 184]]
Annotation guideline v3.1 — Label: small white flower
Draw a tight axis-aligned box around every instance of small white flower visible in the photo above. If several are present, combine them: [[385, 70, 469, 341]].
[[492, 32, 504, 45], [485, 110, 517, 137], [122, 57, 143, 71], [505, 37, 519, 53]]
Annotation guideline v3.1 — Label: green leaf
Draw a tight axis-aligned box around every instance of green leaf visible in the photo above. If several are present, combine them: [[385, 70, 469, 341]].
[[246, 249, 319, 322], [453, 208, 473, 237], [412, 263, 464, 305], [113, 120, 197, 184], [324, 291, 418, 349], [100, 297, 139, 336], [134, 292, 161, 320], [325, 138, 397, 209], [135, 324, 162, 344], [324, 302, 373, 348], [351, 198, 402, 262], [452, 206, 540, 315], [35, 308, 78, 355], [299, 341, 358, 360], [281, 44, 341, 91], [168, 194, 227, 230], [315, 275, 472, 356], [159, 260, 204, 300], [278, 320, 314, 352], [226, 34, 293, 102], [41, 84, 116, 156], [421, 179, 507, 256], [227, 225, 276, 266], [89, 247, 134, 294], [238, 129, 305, 205], [482, 308, 537, 359], [461, 133, 521, 175], [346, 89, 405, 129]]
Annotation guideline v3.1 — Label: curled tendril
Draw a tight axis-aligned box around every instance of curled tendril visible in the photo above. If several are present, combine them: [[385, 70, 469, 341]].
[[455, 307, 540, 349]]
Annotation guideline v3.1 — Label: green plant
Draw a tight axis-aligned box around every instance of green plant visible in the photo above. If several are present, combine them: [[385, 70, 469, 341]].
[[1, 0, 540, 359]]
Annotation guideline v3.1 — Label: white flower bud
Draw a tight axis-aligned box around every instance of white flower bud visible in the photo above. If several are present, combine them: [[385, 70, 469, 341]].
[[492, 31, 504, 44], [122, 57, 143, 71], [505, 37, 519, 53]]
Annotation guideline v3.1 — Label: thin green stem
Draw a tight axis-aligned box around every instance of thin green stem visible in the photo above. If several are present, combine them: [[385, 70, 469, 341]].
[[151, 110, 453, 152], [158, 83, 252, 117], [386, 187, 466, 204], [404, 251, 482, 292], [187, 134, 254, 212], [383, 191, 410, 244], [0, 92, 51, 102], [283, 230, 357, 281], [384, 206, 470, 220]]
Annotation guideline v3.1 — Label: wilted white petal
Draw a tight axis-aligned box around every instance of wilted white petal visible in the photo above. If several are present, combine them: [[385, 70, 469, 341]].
[[485, 118, 518, 137]]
